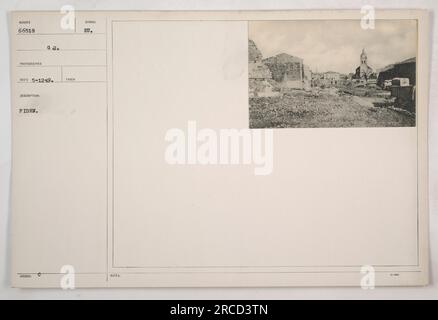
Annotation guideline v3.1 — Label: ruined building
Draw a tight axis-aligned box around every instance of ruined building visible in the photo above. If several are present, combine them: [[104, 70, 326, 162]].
[[263, 53, 303, 89], [303, 65, 312, 91], [248, 40, 279, 98], [249, 40, 312, 94], [263, 53, 311, 90]]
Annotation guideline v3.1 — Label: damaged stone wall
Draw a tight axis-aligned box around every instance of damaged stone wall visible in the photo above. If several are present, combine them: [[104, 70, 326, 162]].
[[248, 40, 280, 98], [248, 40, 312, 93], [303, 65, 312, 91], [263, 53, 304, 89]]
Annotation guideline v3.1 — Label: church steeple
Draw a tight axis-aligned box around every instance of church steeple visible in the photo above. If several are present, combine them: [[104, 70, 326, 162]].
[[355, 48, 373, 81], [360, 48, 367, 64]]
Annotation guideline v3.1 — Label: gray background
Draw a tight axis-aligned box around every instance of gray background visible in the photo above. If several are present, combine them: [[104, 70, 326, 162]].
[[0, 0, 437, 299]]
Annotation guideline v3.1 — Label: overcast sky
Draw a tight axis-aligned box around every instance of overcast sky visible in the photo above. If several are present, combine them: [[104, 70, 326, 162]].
[[249, 20, 417, 74]]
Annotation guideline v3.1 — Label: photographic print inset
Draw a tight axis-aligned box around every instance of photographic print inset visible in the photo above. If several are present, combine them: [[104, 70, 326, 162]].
[[248, 20, 417, 128]]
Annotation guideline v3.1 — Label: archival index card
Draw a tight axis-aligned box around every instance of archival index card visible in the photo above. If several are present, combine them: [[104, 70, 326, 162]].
[[10, 10, 429, 288]]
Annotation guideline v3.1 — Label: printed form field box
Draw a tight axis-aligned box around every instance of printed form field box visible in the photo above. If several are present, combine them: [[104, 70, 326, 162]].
[[14, 12, 106, 35], [15, 34, 106, 51], [62, 66, 107, 82], [15, 66, 61, 83], [16, 50, 106, 67]]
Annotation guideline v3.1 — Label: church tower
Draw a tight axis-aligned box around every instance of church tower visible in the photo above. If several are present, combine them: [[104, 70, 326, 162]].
[[355, 48, 374, 81], [360, 48, 367, 65]]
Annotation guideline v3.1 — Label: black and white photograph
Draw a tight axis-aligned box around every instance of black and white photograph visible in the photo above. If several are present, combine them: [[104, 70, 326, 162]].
[[1, 1, 436, 303], [249, 20, 417, 128]]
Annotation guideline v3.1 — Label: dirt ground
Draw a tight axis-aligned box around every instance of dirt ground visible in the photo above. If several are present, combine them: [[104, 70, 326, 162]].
[[249, 88, 415, 128]]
